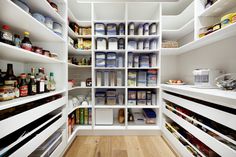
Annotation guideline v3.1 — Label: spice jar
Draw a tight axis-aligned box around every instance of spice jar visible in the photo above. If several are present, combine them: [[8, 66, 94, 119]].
[[32, 46, 43, 55], [14, 34, 21, 47], [43, 50, 51, 57], [0, 25, 14, 45]]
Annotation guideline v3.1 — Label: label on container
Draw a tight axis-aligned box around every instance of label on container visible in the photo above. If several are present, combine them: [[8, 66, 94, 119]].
[[2, 32, 13, 41], [4, 80, 17, 87], [21, 43, 32, 51], [40, 81, 45, 92], [20, 85, 28, 97], [32, 85, 37, 93]]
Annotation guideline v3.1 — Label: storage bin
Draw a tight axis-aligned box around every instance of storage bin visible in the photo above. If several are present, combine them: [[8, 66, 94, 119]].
[[143, 23, 149, 35], [143, 40, 150, 50], [128, 40, 137, 50], [95, 23, 106, 35], [137, 24, 144, 35], [106, 52, 117, 67], [150, 39, 157, 50], [108, 37, 118, 50], [128, 52, 133, 67], [107, 23, 117, 35], [96, 38, 107, 50], [149, 23, 157, 35], [117, 55, 124, 67], [128, 22, 135, 35], [137, 99, 147, 106], [137, 40, 144, 50], [95, 109, 113, 125], [118, 23, 125, 35], [118, 38, 125, 50], [106, 89, 116, 97], [106, 96, 116, 105], [95, 52, 106, 67], [95, 92, 106, 105]]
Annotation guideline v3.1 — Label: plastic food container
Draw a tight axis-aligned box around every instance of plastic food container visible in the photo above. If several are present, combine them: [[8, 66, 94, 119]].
[[13, 0, 30, 13], [95, 23, 106, 35], [118, 23, 125, 35], [108, 37, 118, 50], [96, 38, 107, 50], [138, 40, 144, 50], [32, 13, 45, 24], [213, 23, 221, 32], [128, 22, 135, 35], [143, 23, 149, 35], [95, 92, 106, 105], [107, 23, 117, 35], [106, 89, 116, 97], [95, 52, 106, 67], [149, 23, 157, 35], [150, 39, 157, 50], [106, 52, 117, 67], [107, 97, 116, 105], [0, 86, 15, 101], [143, 40, 150, 50], [53, 22, 62, 36], [128, 40, 137, 50], [137, 24, 144, 35], [118, 38, 125, 50], [45, 17, 53, 30]]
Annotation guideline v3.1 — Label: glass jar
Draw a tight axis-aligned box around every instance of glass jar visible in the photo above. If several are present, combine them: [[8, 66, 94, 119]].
[[21, 32, 32, 51], [0, 25, 14, 45]]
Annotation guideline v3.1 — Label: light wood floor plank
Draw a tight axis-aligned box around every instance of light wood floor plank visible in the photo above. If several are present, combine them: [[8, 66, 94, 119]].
[[64, 136, 176, 157]]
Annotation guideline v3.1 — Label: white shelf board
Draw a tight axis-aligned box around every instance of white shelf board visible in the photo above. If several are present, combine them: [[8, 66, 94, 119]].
[[94, 67, 125, 70], [127, 125, 160, 130], [161, 84, 236, 109], [0, 89, 66, 110], [94, 35, 126, 38], [0, 0, 64, 42], [68, 45, 92, 55], [94, 125, 126, 130], [68, 105, 92, 115], [26, 0, 65, 24], [200, 0, 236, 17], [68, 63, 92, 68], [162, 22, 236, 55], [0, 43, 64, 64], [95, 105, 125, 108], [128, 67, 160, 70], [127, 105, 160, 108], [128, 49, 160, 53], [95, 86, 126, 89], [67, 126, 78, 144], [128, 86, 160, 89], [68, 86, 92, 91], [68, 8, 91, 26], [94, 20, 125, 24], [162, 19, 194, 40], [94, 49, 125, 53], [128, 35, 159, 39], [68, 27, 92, 39], [127, 20, 159, 23]]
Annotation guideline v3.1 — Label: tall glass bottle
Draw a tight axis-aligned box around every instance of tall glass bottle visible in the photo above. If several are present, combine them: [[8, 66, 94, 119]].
[[49, 72, 56, 91], [4, 64, 17, 87]]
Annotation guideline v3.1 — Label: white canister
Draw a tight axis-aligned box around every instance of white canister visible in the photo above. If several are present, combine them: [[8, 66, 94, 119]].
[[137, 24, 143, 35], [45, 17, 53, 30]]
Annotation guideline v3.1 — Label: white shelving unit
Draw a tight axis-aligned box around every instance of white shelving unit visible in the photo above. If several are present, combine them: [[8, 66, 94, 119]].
[[0, 0, 68, 156]]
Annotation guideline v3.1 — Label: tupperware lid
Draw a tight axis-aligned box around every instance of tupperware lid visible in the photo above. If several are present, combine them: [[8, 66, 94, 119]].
[[96, 37, 107, 41], [108, 37, 118, 41]]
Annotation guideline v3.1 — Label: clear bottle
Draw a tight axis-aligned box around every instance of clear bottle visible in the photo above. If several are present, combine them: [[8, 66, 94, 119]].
[[14, 82, 20, 98], [49, 72, 56, 91], [28, 76, 37, 95], [36, 69, 45, 93], [21, 32, 32, 51]]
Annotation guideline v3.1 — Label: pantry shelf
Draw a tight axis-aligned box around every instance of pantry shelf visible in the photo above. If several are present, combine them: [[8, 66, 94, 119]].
[[68, 45, 92, 55], [94, 67, 125, 70], [94, 35, 126, 38], [26, 0, 65, 24], [128, 35, 160, 39], [95, 105, 126, 108], [68, 27, 92, 39], [68, 63, 92, 68], [200, 0, 236, 17], [127, 125, 160, 130], [128, 67, 160, 70], [68, 105, 92, 115], [161, 22, 236, 55], [0, 0, 65, 42], [0, 43, 64, 64], [128, 49, 160, 53], [128, 86, 160, 89], [95, 86, 126, 89], [0, 89, 66, 111], [68, 86, 92, 91], [94, 49, 125, 53], [127, 105, 160, 109], [94, 125, 126, 130]]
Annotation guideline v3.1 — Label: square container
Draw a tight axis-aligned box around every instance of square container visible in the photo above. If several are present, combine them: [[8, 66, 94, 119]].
[[137, 24, 144, 35], [96, 38, 107, 50], [118, 38, 125, 50], [140, 55, 150, 67], [95, 23, 106, 35], [107, 23, 117, 35], [108, 37, 118, 50], [149, 23, 158, 35], [95, 109, 113, 125], [128, 40, 137, 50], [95, 52, 106, 67], [137, 99, 147, 106], [106, 89, 116, 97], [147, 70, 157, 86], [116, 70, 123, 86], [133, 55, 139, 67], [128, 52, 134, 67], [118, 23, 125, 35], [106, 52, 117, 67], [107, 96, 116, 105], [117, 54, 124, 67], [128, 90, 137, 100], [143, 40, 150, 50], [137, 40, 144, 50], [143, 23, 149, 35], [150, 39, 158, 50], [138, 71, 147, 86], [95, 92, 106, 105], [128, 22, 135, 35]]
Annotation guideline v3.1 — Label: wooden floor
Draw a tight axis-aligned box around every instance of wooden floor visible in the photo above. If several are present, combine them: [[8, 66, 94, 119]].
[[64, 136, 177, 157]]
